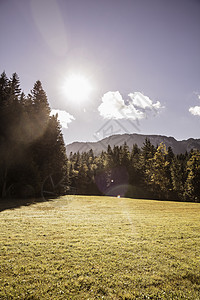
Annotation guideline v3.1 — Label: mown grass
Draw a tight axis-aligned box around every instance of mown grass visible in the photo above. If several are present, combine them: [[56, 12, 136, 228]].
[[0, 196, 200, 299]]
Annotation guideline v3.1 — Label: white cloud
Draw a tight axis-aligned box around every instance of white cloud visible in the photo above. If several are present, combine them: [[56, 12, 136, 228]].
[[128, 92, 161, 110], [189, 106, 200, 116], [98, 91, 145, 120], [98, 91, 162, 120], [51, 109, 75, 128], [198, 95, 200, 100]]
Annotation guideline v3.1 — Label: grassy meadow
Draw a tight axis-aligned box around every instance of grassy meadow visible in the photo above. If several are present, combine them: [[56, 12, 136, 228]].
[[0, 196, 200, 299]]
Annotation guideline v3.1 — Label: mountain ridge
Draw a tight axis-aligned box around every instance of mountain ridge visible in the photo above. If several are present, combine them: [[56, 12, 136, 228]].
[[66, 133, 200, 155]]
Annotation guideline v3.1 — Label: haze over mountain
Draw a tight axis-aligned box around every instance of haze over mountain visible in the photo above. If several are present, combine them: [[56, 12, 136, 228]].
[[66, 133, 200, 155]]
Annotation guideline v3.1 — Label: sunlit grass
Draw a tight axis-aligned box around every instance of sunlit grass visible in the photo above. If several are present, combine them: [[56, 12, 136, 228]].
[[0, 196, 200, 299]]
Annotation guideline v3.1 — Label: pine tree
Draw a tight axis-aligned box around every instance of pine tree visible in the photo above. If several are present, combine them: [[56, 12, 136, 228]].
[[106, 145, 113, 167], [140, 138, 156, 197], [77, 163, 90, 194], [141, 138, 156, 162], [120, 142, 130, 167], [0, 72, 22, 197], [166, 146, 175, 163], [0, 71, 9, 108], [0, 73, 68, 199], [170, 157, 184, 200], [126, 144, 144, 198], [32, 112, 68, 196], [147, 143, 170, 199], [165, 146, 175, 197], [8, 73, 21, 101], [30, 80, 50, 131], [184, 150, 200, 202]]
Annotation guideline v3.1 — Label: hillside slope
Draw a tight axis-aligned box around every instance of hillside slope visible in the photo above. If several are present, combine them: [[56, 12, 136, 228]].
[[66, 133, 200, 154]]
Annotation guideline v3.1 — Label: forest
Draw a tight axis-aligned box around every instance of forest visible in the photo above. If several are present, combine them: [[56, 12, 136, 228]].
[[68, 141, 200, 202], [0, 72, 67, 199], [0, 72, 200, 202]]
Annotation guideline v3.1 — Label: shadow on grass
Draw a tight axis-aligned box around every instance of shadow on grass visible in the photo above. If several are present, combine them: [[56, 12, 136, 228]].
[[0, 197, 57, 212]]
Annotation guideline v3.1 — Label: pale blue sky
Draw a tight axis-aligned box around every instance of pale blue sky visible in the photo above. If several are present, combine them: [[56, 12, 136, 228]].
[[0, 0, 200, 144]]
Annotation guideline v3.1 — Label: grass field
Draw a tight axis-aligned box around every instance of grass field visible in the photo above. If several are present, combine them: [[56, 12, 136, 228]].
[[0, 196, 200, 299]]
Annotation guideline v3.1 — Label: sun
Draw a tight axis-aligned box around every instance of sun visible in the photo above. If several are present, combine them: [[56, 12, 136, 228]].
[[63, 74, 93, 103]]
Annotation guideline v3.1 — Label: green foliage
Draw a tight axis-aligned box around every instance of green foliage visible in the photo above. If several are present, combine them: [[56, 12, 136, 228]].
[[68, 139, 200, 202], [0, 72, 67, 199], [184, 150, 200, 202], [147, 143, 170, 199], [170, 157, 184, 200], [1, 71, 199, 202]]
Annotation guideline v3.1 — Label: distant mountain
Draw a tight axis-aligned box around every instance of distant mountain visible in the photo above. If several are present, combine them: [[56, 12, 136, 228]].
[[66, 133, 200, 155]]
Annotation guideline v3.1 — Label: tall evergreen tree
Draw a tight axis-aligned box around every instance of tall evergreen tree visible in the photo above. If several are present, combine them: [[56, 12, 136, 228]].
[[30, 80, 50, 132], [0, 72, 68, 199], [120, 142, 130, 167], [147, 143, 170, 199], [170, 157, 184, 200], [184, 150, 200, 202], [8, 73, 21, 101], [0, 73, 22, 197], [0, 71, 9, 108]]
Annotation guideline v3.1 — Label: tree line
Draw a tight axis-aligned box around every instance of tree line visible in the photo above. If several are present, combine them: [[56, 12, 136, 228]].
[[68, 141, 200, 202], [0, 72, 199, 202], [0, 72, 67, 199]]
